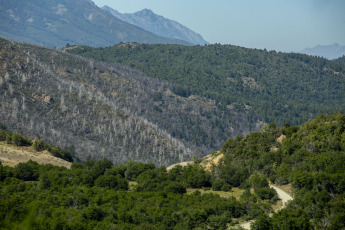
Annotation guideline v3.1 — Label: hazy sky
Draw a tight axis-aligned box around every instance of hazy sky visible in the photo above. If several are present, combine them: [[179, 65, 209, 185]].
[[92, 0, 345, 52]]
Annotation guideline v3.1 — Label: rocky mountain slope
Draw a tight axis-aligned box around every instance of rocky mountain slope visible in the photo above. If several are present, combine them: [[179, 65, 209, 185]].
[[102, 6, 209, 45], [0, 38, 253, 166], [0, 0, 190, 48]]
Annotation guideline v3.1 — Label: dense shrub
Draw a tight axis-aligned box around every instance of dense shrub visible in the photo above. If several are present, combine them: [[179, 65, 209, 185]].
[[32, 139, 45, 151], [0, 129, 5, 141]]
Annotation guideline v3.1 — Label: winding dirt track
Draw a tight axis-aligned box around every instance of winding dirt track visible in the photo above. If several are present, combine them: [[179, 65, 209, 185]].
[[239, 185, 293, 229], [166, 159, 294, 230], [269, 185, 293, 209]]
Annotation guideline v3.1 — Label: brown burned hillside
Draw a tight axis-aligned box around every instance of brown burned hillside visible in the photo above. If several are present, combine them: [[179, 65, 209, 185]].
[[0, 38, 254, 166]]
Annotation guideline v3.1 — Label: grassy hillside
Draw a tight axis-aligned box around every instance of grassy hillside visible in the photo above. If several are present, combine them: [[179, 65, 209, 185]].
[[0, 128, 72, 168], [0, 37, 255, 166], [67, 43, 345, 127]]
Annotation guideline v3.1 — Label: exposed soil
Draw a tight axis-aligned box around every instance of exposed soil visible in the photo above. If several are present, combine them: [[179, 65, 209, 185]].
[[166, 160, 193, 171]]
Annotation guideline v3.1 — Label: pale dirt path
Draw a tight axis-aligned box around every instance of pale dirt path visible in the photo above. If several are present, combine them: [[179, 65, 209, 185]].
[[0, 142, 71, 168], [239, 185, 293, 230], [239, 221, 254, 230], [166, 158, 294, 230], [269, 185, 293, 210]]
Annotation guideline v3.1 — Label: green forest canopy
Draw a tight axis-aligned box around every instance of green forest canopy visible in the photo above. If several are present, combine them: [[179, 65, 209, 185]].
[[67, 43, 345, 127], [1, 112, 345, 229]]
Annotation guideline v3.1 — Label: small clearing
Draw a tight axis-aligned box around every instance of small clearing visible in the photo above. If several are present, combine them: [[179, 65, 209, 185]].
[[166, 152, 224, 172], [187, 187, 245, 200]]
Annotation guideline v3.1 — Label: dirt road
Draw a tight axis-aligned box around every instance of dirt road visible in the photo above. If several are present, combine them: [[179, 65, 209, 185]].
[[239, 185, 293, 229], [269, 185, 293, 210]]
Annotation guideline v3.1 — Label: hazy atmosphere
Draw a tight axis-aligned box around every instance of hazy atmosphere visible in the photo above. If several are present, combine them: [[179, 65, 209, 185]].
[[1, 0, 345, 229], [92, 0, 345, 52]]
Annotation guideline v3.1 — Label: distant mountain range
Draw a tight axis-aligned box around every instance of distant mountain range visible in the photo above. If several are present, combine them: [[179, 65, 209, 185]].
[[102, 6, 209, 45], [301, 43, 345, 60], [0, 0, 191, 48]]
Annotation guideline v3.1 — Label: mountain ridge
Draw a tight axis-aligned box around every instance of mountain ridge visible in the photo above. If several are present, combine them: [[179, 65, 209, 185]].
[[0, 0, 191, 48], [67, 43, 345, 127], [102, 6, 209, 45]]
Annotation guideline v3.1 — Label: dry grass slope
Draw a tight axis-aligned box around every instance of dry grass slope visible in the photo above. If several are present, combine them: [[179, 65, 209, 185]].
[[0, 141, 71, 168]]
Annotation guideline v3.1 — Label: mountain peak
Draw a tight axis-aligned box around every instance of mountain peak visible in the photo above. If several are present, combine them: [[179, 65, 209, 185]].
[[103, 6, 209, 45], [136, 8, 154, 14], [0, 0, 191, 48]]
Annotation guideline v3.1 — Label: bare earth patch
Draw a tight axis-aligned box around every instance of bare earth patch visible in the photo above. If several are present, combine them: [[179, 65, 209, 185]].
[[277, 134, 286, 143], [201, 152, 224, 172], [0, 142, 71, 168], [166, 152, 224, 172], [166, 160, 194, 171]]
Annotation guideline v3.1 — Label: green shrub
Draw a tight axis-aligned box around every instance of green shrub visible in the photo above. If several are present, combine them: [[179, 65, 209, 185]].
[[0, 129, 5, 141], [12, 132, 32, 146], [164, 181, 186, 194], [33, 139, 45, 151], [255, 187, 278, 202], [15, 160, 39, 181], [221, 184, 232, 192], [212, 179, 225, 191], [5, 131, 13, 144], [95, 175, 118, 189], [48, 146, 73, 162], [94, 174, 128, 190]]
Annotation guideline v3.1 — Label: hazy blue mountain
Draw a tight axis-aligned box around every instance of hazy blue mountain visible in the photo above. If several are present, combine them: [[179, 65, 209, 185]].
[[301, 43, 345, 60], [0, 0, 191, 48], [102, 6, 209, 45]]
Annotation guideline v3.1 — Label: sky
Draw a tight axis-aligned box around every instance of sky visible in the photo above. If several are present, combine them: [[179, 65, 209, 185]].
[[92, 0, 345, 52]]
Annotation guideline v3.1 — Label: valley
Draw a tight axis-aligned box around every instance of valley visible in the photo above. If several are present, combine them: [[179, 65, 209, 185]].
[[1, 112, 344, 229], [0, 37, 259, 166], [0, 1, 344, 227]]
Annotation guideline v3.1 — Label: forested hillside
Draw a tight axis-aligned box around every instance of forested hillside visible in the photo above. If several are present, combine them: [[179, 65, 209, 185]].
[[334, 55, 345, 64], [0, 37, 255, 166], [218, 111, 345, 229], [1, 112, 344, 229], [67, 43, 345, 127]]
